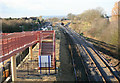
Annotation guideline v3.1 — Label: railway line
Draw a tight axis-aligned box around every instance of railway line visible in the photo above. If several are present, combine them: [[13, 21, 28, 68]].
[[61, 25, 120, 82]]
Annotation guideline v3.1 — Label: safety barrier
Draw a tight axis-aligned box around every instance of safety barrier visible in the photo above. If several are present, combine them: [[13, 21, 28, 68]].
[[0, 31, 37, 62], [0, 31, 55, 63], [37, 30, 56, 71], [0, 30, 56, 82]]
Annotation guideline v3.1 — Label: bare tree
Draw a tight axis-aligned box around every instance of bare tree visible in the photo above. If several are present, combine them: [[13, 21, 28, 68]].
[[67, 13, 75, 20], [77, 7, 105, 23]]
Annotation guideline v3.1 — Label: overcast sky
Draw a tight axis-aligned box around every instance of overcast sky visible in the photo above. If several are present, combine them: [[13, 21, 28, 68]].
[[0, 0, 118, 18]]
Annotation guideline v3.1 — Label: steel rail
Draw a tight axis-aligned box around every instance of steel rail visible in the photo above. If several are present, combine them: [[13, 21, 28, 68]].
[[62, 26, 119, 82], [65, 28, 105, 81]]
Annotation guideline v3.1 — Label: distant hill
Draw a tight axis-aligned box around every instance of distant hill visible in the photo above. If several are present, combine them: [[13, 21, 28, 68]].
[[42, 16, 66, 19]]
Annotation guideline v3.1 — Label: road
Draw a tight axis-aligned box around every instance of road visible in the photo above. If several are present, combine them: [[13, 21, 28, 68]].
[[61, 24, 120, 82]]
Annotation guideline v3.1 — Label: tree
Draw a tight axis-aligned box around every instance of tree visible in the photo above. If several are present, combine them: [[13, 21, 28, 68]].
[[77, 7, 105, 23], [67, 13, 75, 20], [38, 16, 43, 21], [48, 17, 59, 22], [36, 19, 40, 24], [9, 17, 12, 20]]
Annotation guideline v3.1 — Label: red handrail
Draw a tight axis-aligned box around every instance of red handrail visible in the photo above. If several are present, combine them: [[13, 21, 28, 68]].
[[0, 30, 55, 63]]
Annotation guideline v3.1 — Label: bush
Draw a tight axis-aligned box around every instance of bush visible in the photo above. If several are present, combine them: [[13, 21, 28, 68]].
[[2, 19, 39, 33], [69, 7, 118, 46], [77, 7, 105, 23]]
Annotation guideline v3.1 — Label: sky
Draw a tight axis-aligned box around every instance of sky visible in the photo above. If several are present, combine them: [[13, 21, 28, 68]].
[[0, 0, 119, 18]]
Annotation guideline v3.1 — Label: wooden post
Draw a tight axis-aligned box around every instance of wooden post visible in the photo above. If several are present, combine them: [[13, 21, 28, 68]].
[[53, 30, 55, 68], [11, 54, 17, 81], [29, 46, 33, 60], [38, 32, 42, 70]]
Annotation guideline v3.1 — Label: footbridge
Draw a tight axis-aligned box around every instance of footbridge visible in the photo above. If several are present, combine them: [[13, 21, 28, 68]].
[[0, 30, 55, 82]]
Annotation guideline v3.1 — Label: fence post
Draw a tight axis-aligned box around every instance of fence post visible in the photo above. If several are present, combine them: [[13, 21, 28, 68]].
[[38, 31, 42, 74], [53, 30, 56, 68], [48, 56, 50, 74], [11, 54, 17, 81]]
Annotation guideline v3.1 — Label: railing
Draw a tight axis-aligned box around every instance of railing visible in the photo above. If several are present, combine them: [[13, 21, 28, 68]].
[[0, 30, 55, 63], [38, 30, 56, 69]]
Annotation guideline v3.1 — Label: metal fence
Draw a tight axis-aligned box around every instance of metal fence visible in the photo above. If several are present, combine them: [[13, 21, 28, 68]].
[[0, 30, 56, 82], [17, 60, 57, 79]]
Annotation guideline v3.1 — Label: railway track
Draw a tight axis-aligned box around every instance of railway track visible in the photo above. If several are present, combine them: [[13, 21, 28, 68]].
[[61, 25, 120, 82]]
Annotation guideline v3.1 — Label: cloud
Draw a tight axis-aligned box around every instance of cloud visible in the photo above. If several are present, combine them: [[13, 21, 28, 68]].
[[0, 0, 118, 17], [1, 0, 45, 11]]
